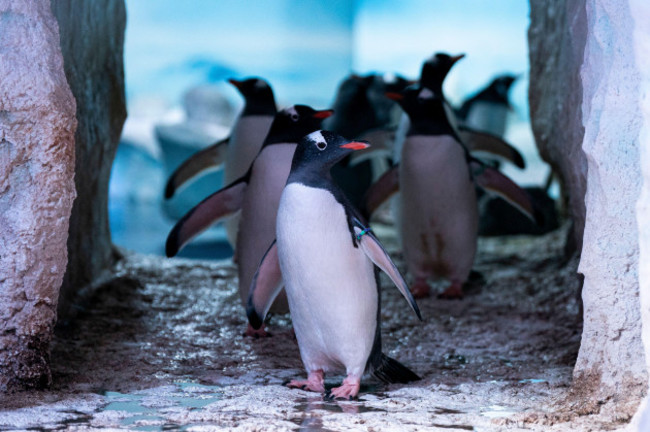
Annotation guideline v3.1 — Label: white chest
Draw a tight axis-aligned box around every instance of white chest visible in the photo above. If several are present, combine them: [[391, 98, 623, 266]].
[[276, 183, 378, 372]]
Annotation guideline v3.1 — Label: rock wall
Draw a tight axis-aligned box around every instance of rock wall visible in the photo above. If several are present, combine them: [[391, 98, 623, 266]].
[[528, 0, 588, 254], [0, 1, 77, 390], [50, 0, 127, 316], [574, 0, 647, 404], [632, 0, 650, 428]]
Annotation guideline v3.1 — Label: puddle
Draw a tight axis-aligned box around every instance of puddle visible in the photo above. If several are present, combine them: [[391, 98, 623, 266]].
[[294, 397, 387, 415], [290, 396, 387, 431], [98, 382, 223, 430], [518, 378, 547, 384]]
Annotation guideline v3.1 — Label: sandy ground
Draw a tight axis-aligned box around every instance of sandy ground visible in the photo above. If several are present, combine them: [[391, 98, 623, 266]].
[[0, 224, 638, 431]]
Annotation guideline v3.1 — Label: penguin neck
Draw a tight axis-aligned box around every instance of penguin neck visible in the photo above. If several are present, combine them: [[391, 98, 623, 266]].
[[287, 164, 336, 195], [242, 96, 277, 117], [475, 86, 509, 105], [262, 125, 311, 148], [406, 106, 457, 138]]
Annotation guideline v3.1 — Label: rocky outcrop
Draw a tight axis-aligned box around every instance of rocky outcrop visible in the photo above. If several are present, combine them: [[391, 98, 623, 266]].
[[574, 0, 647, 405], [51, 0, 127, 316], [528, 1, 588, 254], [632, 0, 650, 428], [0, 1, 77, 390]]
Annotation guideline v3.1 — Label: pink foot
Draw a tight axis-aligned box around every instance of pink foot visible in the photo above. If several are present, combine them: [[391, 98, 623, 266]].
[[328, 375, 361, 400], [410, 278, 431, 299], [286, 370, 325, 393], [438, 281, 464, 300], [243, 323, 271, 338]]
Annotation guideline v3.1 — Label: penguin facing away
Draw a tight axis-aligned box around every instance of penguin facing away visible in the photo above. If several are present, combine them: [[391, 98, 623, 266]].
[[166, 105, 333, 337], [164, 77, 277, 200], [456, 74, 518, 137], [248, 130, 421, 400], [367, 85, 539, 300]]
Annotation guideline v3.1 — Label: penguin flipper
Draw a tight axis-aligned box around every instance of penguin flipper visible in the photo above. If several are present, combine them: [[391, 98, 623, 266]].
[[353, 224, 422, 321], [458, 126, 525, 169], [165, 176, 247, 257], [164, 136, 229, 199], [471, 162, 542, 224], [361, 165, 399, 218], [372, 354, 420, 384], [247, 240, 283, 330]]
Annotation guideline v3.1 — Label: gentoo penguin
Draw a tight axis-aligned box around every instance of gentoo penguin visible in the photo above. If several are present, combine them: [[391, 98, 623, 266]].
[[456, 74, 518, 137], [247, 130, 421, 399], [369, 86, 538, 300], [165, 77, 277, 199], [166, 105, 332, 337], [164, 77, 277, 249], [326, 73, 411, 206], [393, 53, 524, 169]]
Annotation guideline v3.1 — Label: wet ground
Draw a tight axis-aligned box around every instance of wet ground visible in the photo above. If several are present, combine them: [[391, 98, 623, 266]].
[[0, 224, 635, 431]]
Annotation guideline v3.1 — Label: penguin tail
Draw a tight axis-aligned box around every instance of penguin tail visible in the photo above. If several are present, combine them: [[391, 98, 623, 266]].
[[372, 354, 420, 384]]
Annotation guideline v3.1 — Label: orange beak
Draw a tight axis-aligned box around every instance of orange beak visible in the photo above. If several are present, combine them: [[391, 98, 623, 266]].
[[384, 92, 404, 101], [313, 109, 334, 119], [340, 141, 370, 150]]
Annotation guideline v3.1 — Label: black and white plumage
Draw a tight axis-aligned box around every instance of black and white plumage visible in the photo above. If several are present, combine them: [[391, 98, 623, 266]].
[[247, 130, 421, 400], [166, 105, 332, 337]]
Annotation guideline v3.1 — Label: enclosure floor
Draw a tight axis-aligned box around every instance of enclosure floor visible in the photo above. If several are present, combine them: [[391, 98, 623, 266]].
[[0, 225, 634, 431]]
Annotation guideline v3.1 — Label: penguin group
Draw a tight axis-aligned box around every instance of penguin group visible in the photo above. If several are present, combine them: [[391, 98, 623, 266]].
[[163, 52, 540, 399]]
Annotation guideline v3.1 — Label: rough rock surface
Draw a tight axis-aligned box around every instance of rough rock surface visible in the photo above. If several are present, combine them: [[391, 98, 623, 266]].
[[0, 1, 77, 390], [575, 0, 647, 407], [50, 0, 127, 317], [632, 0, 650, 429], [528, 0, 588, 254], [3, 226, 631, 430]]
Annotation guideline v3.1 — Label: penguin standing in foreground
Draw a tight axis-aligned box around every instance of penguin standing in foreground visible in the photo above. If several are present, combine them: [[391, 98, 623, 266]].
[[456, 74, 518, 137], [376, 86, 538, 299], [166, 106, 333, 337], [247, 130, 422, 400], [164, 77, 277, 250]]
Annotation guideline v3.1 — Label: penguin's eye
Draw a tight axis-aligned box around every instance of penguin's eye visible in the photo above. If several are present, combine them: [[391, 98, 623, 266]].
[[291, 114, 299, 122], [316, 141, 327, 151]]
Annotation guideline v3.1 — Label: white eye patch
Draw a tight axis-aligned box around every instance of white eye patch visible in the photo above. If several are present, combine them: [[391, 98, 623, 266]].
[[254, 79, 267, 89], [307, 130, 327, 150], [283, 106, 299, 121], [418, 88, 434, 99]]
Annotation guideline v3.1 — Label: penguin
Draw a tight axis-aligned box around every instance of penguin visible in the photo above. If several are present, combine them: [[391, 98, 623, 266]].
[[247, 130, 422, 400], [368, 85, 539, 300], [164, 77, 277, 249], [166, 105, 333, 337], [326, 73, 412, 207], [393, 54, 524, 169], [456, 74, 518, 137]]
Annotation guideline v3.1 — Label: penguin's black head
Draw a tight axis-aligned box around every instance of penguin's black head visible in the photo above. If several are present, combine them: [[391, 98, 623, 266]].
[[386, 86, 444, 116], [489, 74, 518, 100], [263, 105, 334, 146], [229, 77, 274, 100], [386, 86, 454, 136], [291, 130, 370, 173], [420, 52, 465, 90], [229, 77, 276, 115]]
